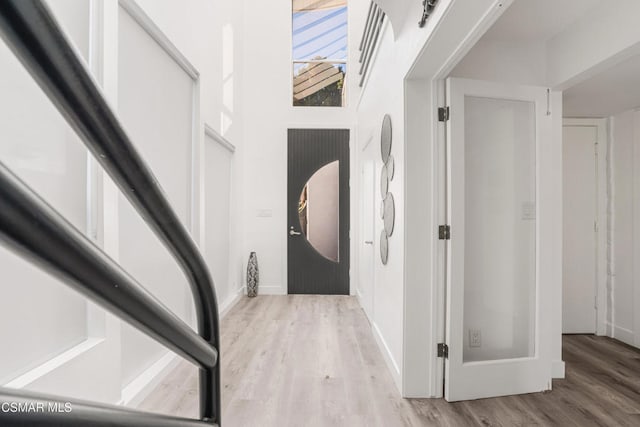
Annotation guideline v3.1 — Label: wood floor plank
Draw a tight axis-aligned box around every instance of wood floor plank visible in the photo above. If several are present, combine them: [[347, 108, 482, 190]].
[[138, 296, 640, 426]]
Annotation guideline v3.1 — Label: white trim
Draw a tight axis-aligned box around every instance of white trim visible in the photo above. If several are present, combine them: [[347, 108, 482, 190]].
[[118, 0, 199, 79], [562, 118, 609, 336], [118, 0, 202, 327], [119, 290, 243, 407], [613, 324, 635, 346], [293, 59, 347, 64], [220, 286, 244, 318], [400, 0, 514, 399], [205, 123, 236, 153], [372, 322, 401, 389], [430, 0, 514, 400], [120, 351, 180, 407], [252, 285, 287, 296], [552, 360, 565, 378], [5, 338, 104, 389]]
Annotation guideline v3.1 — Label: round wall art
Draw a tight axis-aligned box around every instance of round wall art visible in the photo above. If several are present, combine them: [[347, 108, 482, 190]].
[[381, 114, 392, 164], [383, 193, 395, 237], [379, 113, 395, 265], [380, 230, 389, 265], [386, 155, 395, 180], [380, 163, 389, 197]]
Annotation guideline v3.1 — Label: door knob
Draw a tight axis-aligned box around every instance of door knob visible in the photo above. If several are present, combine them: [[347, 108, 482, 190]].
[[289, 227, 301, 236], [364, 240, 374, 245]]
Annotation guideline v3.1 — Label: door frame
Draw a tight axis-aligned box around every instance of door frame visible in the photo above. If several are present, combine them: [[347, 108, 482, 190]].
[[282, 123, 355, 296], [403, 0, 517, 398], [357, 132, 376, 320], [563, 118, 609, 336], [431, 1, 520, 399], [420, 1, 564, 398]]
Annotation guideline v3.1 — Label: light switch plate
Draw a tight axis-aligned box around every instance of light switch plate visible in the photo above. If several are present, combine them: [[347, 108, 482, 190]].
[[521, 202, 536, 220], [469, 329, 481, 348]]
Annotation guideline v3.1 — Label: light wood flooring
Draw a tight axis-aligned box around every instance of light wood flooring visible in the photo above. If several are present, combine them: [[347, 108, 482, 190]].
[[138, 295, 640, 426]]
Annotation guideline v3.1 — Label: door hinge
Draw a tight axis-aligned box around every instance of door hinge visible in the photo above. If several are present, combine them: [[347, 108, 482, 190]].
[[439, 225, 451, 240], [437, 343, 448, 358], [438, 106, 450, 122]]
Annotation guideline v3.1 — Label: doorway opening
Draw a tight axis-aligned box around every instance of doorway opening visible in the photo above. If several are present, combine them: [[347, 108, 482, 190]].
[[561, 118, 607, 336], [561, 54, 640, 347], [429, 0, 640, 403]]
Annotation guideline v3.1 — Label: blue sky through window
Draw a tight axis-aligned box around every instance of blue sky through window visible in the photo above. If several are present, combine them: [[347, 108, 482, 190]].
[[293, 6, 347, 61]]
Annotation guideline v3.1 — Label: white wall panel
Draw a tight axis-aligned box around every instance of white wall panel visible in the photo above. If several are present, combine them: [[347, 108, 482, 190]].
[[117, 4, 195, 387], [204, 135, 235, 311], [611, 110, 639, 346], [0, 0, 90, 386]]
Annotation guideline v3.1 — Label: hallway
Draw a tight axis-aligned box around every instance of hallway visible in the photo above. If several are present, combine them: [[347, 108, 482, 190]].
[[139, 296, 640, 426]]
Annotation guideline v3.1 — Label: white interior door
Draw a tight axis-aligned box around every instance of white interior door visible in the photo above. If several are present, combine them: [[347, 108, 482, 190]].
[[359, 157, 375, 319], [445, 77, 552, 401], [562, 124, 597, 334]]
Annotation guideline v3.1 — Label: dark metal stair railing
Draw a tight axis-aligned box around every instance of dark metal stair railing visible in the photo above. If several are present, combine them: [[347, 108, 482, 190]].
[[0, 0, 221, 425]]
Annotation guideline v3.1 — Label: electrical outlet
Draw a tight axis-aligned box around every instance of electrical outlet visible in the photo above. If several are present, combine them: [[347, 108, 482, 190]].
[[469, 329, 481, 348]]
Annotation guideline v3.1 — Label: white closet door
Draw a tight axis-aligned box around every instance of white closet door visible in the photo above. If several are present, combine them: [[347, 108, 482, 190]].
[[445, 77, 552, 401]]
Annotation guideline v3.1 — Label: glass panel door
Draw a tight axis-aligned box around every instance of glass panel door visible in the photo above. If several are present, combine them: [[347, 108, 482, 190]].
[[445, 78, 553, 401], [463, 96, 536, 363]]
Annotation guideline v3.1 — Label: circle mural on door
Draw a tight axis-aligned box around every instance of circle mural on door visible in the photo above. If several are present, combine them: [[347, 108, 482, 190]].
[[298, 160, 340, 262]]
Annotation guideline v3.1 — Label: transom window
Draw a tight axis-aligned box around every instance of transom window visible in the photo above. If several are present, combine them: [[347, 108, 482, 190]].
[[292, 0, 347, 107]]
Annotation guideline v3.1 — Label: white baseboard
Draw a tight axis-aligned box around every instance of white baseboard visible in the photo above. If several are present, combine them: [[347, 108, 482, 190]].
[[120, 351, 180, 407], [355, 288, 373, 324], [120, 286, 245, 407], [254, 285, 286, 295], [220, 286, 244, 318], [612, 324, 635, 347], [552, 359, 565, 379], [5, 338, 104, 389], [372, 322, 402, 392]]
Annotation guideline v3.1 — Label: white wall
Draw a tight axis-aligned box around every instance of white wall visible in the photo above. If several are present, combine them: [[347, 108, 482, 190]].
[[355, 21, 407, 389], [117, 2, 196, 387], [204, 132, 238, 315], [354, 0, 494, 396], [358, 0, 565, 397], [610, 109, 640, 347], [451, 39, 547, 86], [116, 0, 246, 402], [238, 0, 368, 295], [1, 0, 244, 407], [0, 0, 90, 386]]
